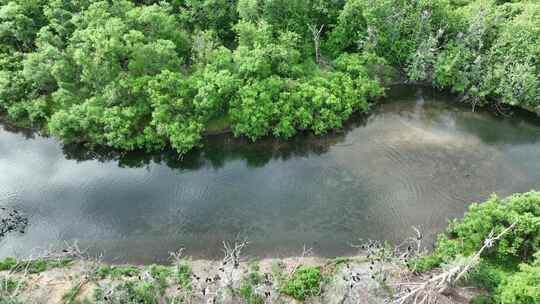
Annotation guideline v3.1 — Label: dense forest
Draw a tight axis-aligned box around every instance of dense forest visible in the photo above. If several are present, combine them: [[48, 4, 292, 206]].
[[0, 0, 538, 154]]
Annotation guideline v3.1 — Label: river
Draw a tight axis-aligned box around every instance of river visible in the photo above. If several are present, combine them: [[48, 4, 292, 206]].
[[1, 85, 539, 264]]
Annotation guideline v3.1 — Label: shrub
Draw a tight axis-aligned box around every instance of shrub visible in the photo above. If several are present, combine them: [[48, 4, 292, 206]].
[[0, 277, 25, 304], [238, 282, 264, 304], [280, 266, 322, 300], [415, 191, 540, 303], [108, 265, 140, 279], [468, 261, 509, 291], [497, 253, 540, 304], [148, 265, 172, 292], [26, 260, 47, 274], [410, 254, 442, 273], [471, 295, 494, 304], [0, 258, 17, 271], [176, 260, 192, 290], [435, 191, 540, 266]]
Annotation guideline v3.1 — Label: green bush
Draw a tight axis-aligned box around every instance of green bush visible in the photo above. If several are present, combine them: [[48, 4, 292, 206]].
[[471, 295, 494, 304], [108, 265, 141, 279], [435, 191, 540, 266], [280, 266, 322, 301], [410, 254, 441, 273], [0, 277, 24, 294], [416, 192, 540, 303], [238, 282, 264, 304], [27, 260, 47, 274], [124, 281, 161, 304], [0, 277, 25, 304], [148, 265, 172, 292], [468, 261, 509, 291], [0, 258, 17, 271], [94, 277, 166, 304], [497, 253, 540, 304], [176, 260, 192, 290]]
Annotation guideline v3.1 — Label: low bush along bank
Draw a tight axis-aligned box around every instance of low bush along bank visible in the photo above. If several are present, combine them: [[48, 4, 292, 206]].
[[0, 0, 539, 155], [413, 191, 540, 304]]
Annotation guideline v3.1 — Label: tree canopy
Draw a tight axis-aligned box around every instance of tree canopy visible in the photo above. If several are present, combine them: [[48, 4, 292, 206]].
[[0, 0, 538, 154]]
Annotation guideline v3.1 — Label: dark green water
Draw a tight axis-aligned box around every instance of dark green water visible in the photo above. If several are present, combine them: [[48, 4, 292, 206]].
[[1, 85, 539, 264]]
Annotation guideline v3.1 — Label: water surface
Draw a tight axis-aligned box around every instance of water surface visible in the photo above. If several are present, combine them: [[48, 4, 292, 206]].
[[1, 85, 539, 263]]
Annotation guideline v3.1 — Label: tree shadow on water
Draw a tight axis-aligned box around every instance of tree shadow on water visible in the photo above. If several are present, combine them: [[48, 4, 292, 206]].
[[60, 129, 354, 172]]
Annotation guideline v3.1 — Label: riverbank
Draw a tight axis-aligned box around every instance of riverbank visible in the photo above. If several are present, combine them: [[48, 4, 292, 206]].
[[0, 253, 482, 304]]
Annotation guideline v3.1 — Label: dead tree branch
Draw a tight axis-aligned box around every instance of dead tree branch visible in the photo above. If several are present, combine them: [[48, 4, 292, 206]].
[[393, 222, 516, 304], [308, 24, 324, 65]]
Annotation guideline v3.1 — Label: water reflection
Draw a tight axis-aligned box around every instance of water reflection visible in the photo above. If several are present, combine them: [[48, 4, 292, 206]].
[[60, 120, 356, 171], [0, 85, 539, 264]]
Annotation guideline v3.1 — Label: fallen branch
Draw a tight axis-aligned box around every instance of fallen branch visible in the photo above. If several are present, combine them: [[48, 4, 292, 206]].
[[393, 222, 517, 304]]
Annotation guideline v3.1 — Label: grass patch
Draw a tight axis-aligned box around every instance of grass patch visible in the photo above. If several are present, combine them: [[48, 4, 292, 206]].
[[0, 277, 25, 304], [0, 257, 74, 274], [110, 265, 140, 278], [280, 266, 322, 300], [470, 295, 494, 304], [175, 260, 192, 290], [148, 265, 172, 291], [409, 254, 442, 273], [94, 281, 162, 304], [62, 284, 82, 304], [0, 258, 17, 271], [238, 282, 264, 304], [467, 261, 512, 291], [1, 277, 25, 293]]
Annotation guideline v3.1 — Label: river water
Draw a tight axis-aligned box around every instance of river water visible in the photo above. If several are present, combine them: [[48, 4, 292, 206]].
[[1, 85, 539, 264]]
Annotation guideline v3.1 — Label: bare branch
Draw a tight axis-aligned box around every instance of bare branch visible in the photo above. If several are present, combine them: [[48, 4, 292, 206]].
[[393, 222, 516, 304]]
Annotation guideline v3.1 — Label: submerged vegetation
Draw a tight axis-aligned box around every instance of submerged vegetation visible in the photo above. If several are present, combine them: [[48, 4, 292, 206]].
[[0, 0, 538, 154]]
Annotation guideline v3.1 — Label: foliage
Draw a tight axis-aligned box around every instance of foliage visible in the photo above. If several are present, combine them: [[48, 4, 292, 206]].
[[229, 49, 384, 140], [0, 0, 538, 154], [435, 191, 540, 266], [94, 280, 162, 304], [178, 0, 239, 45], [0, 257, 73, 274], [410, 254, 441, 273], [280, 266, 322, 301], [468, 261, 508, 291], [407, 0, 540, 111], [0, 258, 17, 271], [238, 282, 264, 304], [0, 277, 25, 304], [175, 259, 192, 290], [98, 265, 141, 279], [471, 295, 495, 304], [497, 252, 540, 304], [93, 265, 173, 304], [415, 191, 540, 304], [62, 284, 82, 304], [0, 277, 24, 294], [147, 265, 172, 291], [417, 192, 540, 274]]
